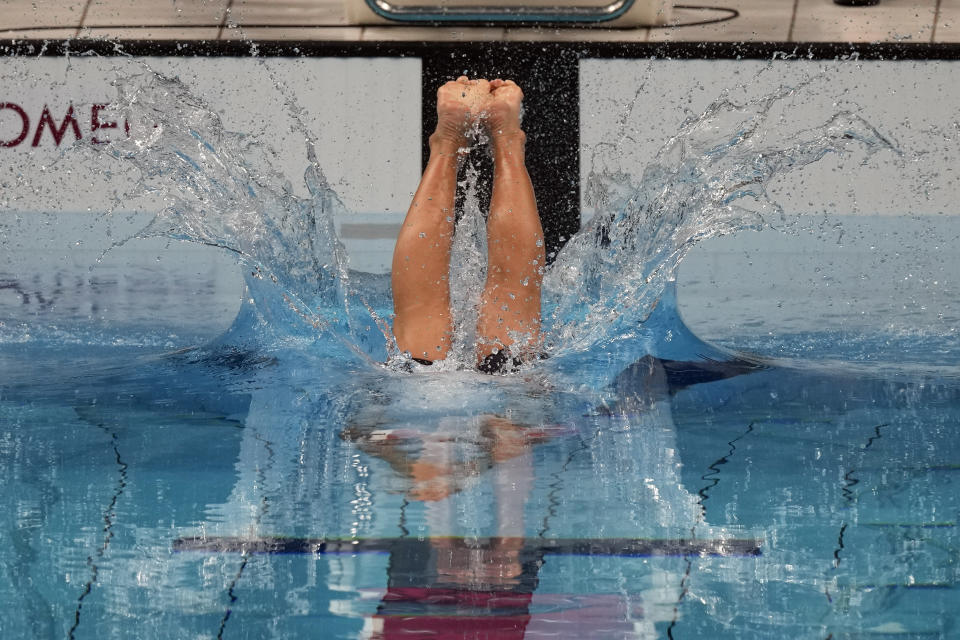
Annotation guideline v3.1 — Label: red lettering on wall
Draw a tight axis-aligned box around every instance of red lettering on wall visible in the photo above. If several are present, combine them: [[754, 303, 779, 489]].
[[31, 104, 82, 147], [1, 102, 132, 148], [90, 104, 117, 144], [0, 102, 29, 147]]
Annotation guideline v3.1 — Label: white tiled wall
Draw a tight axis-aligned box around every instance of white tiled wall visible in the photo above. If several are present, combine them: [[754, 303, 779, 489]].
[[580, 58, 960, 218], [1, 0, 88, 30], [791, 0, 938, 42], [0, 56, 421, 273], [82, 0, 229, 26], [649, 0, 792, 42], [1, 0, 956, 43], [934, 0, 960, 42]]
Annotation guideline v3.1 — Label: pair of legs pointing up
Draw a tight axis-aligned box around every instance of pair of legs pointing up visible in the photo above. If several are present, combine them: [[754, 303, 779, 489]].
[[391, 77, 545, 372]]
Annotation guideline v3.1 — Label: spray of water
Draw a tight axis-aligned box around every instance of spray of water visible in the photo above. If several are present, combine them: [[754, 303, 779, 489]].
[[545, 84, 896, 361], [95, 68, 897, 372], [99, 71, 387, 362]]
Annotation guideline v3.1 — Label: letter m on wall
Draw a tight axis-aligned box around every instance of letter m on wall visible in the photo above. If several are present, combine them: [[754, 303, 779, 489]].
[[32, 104, 82, 147]]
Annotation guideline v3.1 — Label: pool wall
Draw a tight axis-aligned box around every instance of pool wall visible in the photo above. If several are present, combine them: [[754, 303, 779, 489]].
[[2, 41, 959, 344]]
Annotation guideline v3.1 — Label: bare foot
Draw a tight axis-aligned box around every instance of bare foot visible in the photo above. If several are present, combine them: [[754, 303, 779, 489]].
[[485, 79, 525, 145], [432, 76, 492, 151]]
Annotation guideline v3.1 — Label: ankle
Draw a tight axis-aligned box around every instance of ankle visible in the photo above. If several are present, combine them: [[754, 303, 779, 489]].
[[491, 129, 526, 162], [490, 127, 525, 144], [429, 131, 465, 158]]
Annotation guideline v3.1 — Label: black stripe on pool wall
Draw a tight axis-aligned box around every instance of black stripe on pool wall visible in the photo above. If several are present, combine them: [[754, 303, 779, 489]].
[[421, 45, 582, 264], [173, 535, 763, 557], [4, 39, 960, 59]]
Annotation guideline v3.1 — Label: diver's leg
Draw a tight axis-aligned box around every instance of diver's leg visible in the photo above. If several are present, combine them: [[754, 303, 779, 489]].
[[391, 134, 459, 362], [392, 77, 490, 362], [476, 81, 545, 364]]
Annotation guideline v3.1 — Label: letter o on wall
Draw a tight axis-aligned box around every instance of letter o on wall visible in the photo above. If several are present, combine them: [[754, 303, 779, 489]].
[[0, 103, 30, 147]]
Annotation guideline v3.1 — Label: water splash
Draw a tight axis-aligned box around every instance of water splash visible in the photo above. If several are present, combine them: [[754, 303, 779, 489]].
[[446, 155, 490, 368], [99, 71, 386, 363], [543, 82, 897, 372], [94, 70, 897, 373]]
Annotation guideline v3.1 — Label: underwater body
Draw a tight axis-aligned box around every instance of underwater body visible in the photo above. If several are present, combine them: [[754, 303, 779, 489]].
[[1, 63, 959, 639]]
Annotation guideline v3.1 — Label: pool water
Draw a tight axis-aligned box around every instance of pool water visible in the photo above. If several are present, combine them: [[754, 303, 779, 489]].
[[1, 268, 958, 639], [2, 66, 959, 639]]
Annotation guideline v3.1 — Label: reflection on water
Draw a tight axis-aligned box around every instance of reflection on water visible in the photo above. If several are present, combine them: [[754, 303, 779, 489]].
[[1, 338, 957, 638]]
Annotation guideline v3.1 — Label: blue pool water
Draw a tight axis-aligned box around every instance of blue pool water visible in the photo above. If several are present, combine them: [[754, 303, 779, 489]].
[[2, 277, 958, 639], [2, 69, 959, 639]]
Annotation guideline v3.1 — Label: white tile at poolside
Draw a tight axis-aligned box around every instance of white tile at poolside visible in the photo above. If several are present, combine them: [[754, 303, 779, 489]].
[[0, 29, 80, 40], [933, 0, 960, 42], [648, 0, 792, 42], [0, 0, 86, 30], [503, 26, 650, 42], [791, 0, 937, 43], [219, 26, 363, 40], [225, 0, 348, 27], [82, 0, 227, 27], [360, 26, 506, 40], [78, 26, 222, 39]]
